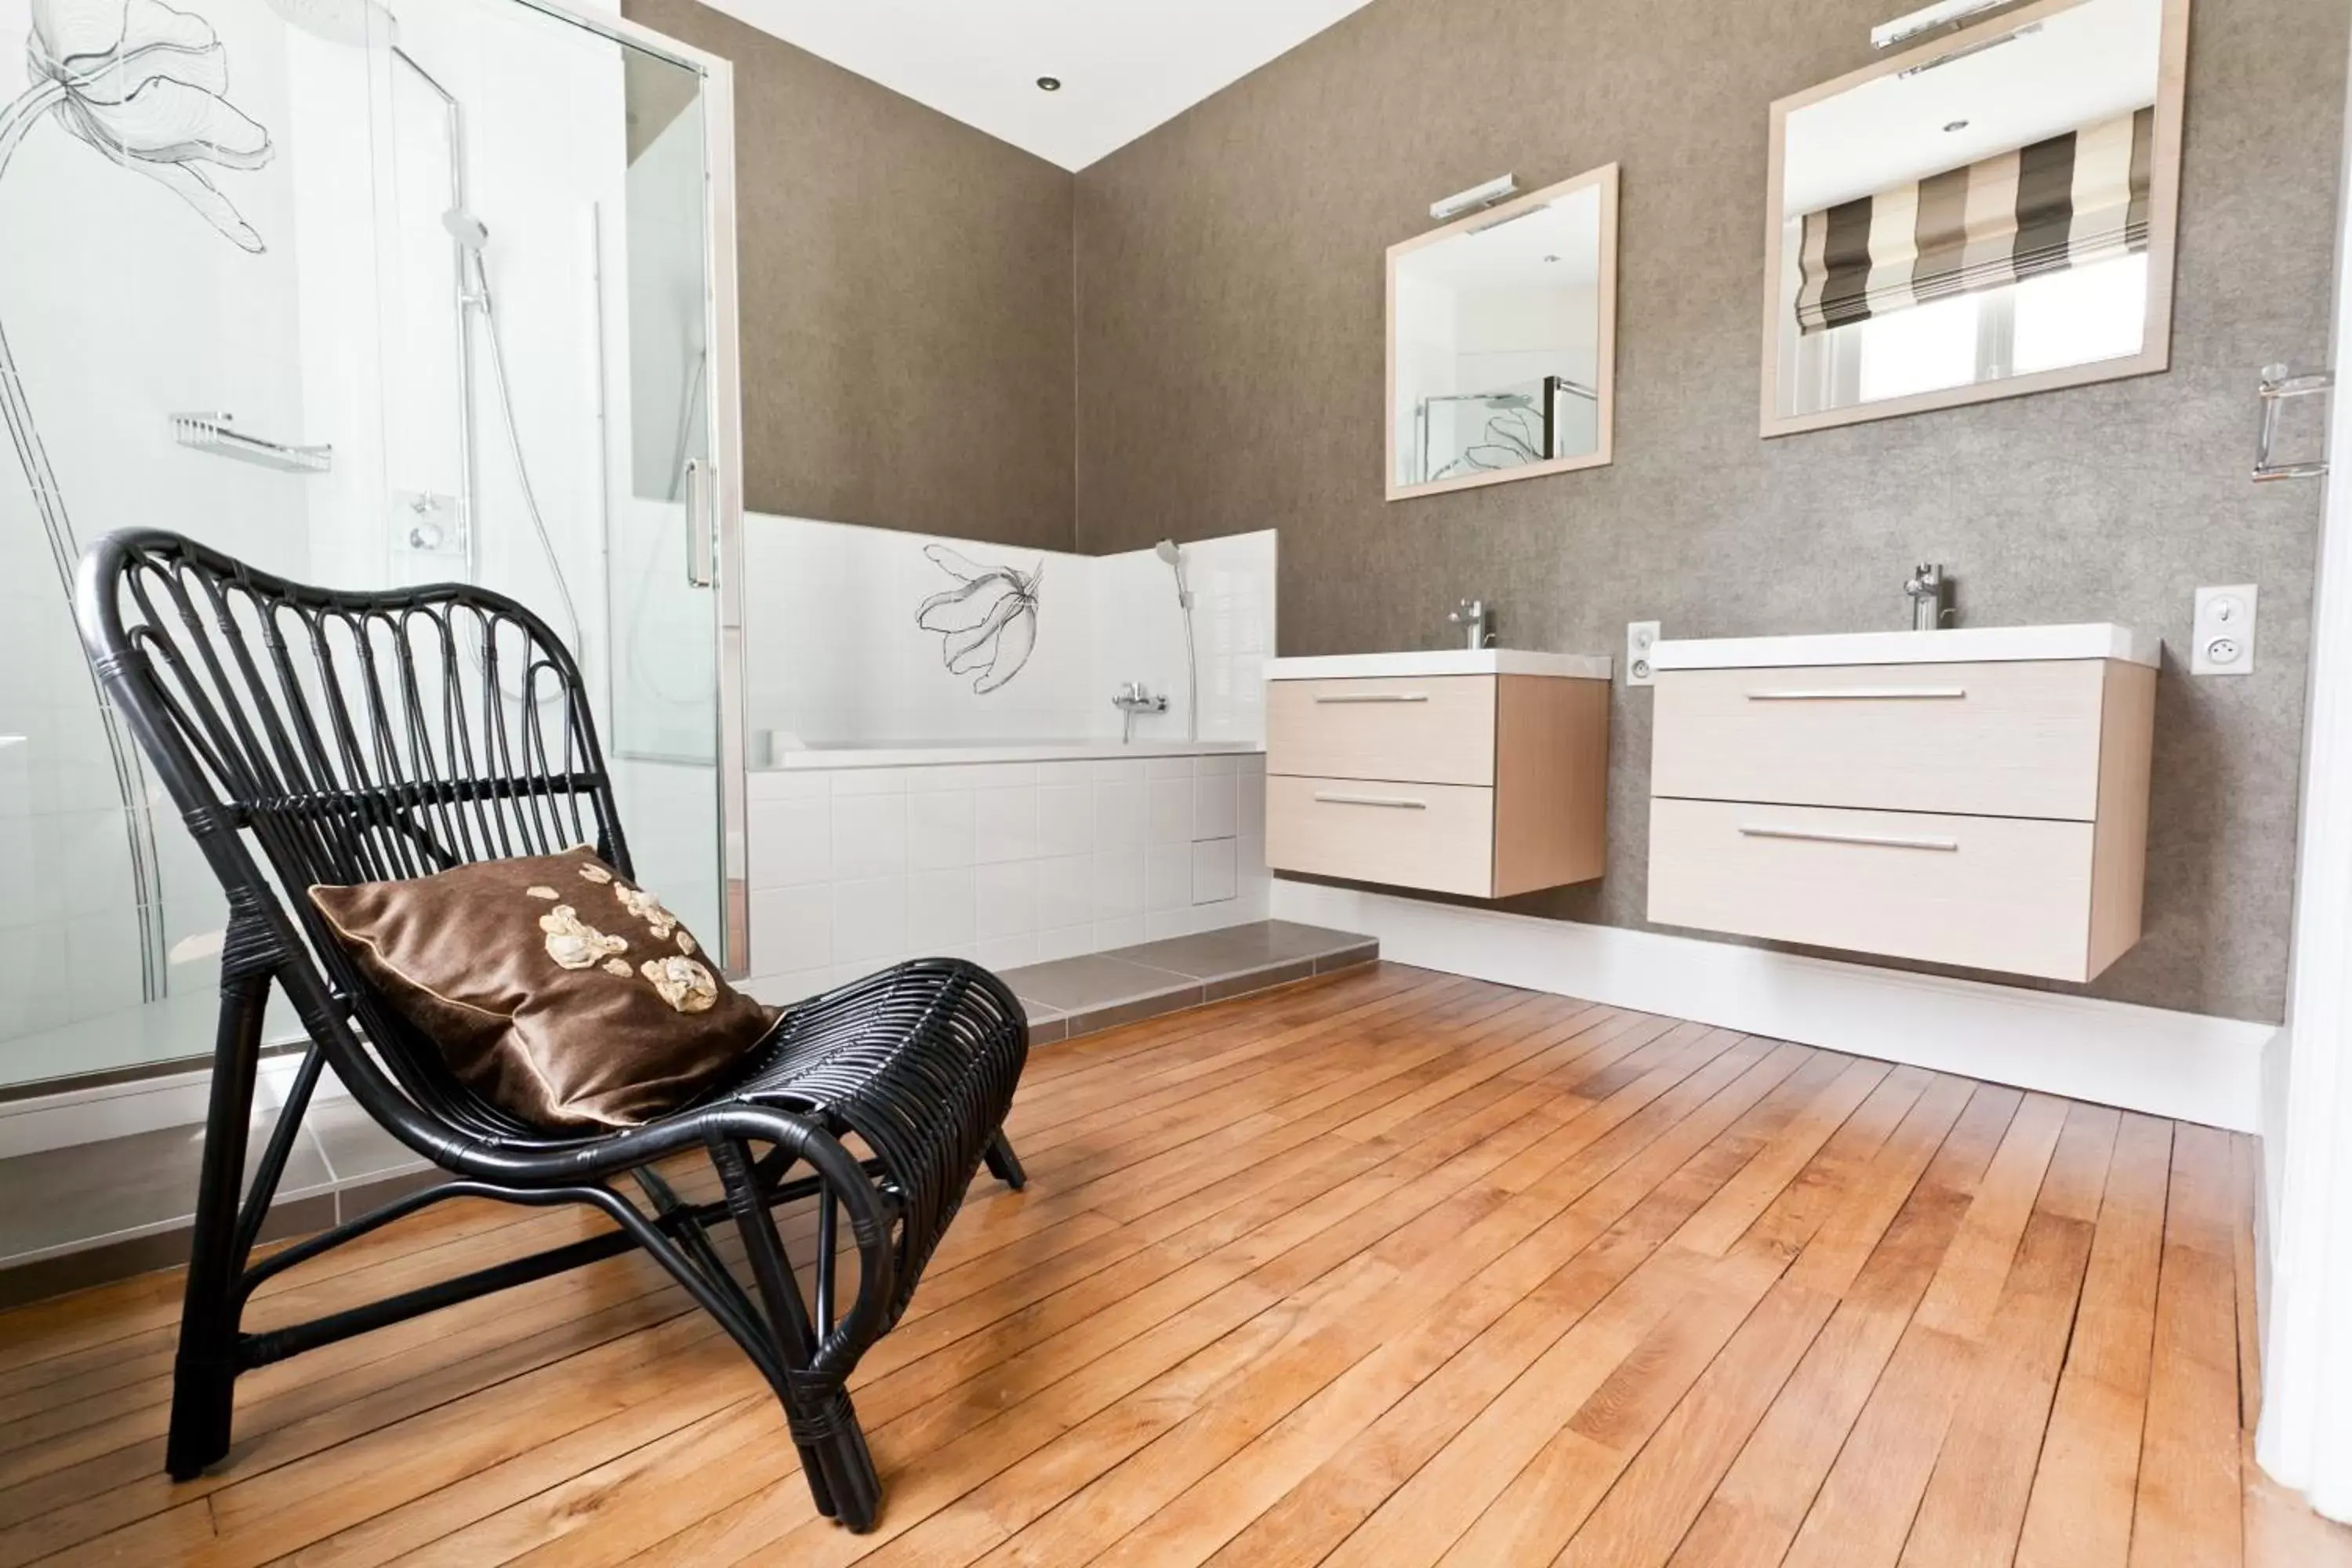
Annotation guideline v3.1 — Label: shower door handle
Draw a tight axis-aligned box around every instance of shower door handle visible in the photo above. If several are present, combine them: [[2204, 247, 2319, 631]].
[[681, 457, 716, 588]]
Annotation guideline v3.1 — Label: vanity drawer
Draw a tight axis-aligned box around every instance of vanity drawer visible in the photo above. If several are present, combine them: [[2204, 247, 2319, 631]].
[[1651, 659, 2120, 820], [1267, 676, 1497, 786], [1646, 797, 2110, 982], [1265, 775, 1496, 898]]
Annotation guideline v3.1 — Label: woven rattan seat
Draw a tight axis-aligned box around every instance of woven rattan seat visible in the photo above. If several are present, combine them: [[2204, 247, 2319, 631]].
[[74, 528, 1029, 1531]]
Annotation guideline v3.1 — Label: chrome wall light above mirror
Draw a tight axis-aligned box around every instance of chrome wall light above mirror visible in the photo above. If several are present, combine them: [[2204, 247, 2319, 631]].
[[1387, 163, 1620, 500], [1760, 0, 2188, 436]]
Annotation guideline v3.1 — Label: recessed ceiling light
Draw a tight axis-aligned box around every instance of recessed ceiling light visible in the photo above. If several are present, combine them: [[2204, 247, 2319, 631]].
[[1036, 76, 1062, 92], [1944, 118, 1970, 132]]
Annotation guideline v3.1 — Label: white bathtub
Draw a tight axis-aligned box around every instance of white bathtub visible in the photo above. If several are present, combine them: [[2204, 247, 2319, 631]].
[[742, 739, 1271, 1002]]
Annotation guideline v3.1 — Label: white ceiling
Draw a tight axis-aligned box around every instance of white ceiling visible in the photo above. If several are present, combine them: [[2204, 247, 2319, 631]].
[[690, 0, 1377, 170]]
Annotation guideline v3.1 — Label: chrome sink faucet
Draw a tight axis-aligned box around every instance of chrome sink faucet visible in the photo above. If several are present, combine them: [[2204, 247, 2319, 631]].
[[1449, 598, 1497, 649], [1904, 564, 1953, 632]]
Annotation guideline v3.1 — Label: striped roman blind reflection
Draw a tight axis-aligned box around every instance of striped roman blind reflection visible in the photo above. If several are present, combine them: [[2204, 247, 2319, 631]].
[[1793, 105, 2154, 334]]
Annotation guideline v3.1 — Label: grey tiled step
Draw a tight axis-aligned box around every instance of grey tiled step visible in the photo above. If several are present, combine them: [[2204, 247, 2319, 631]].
[[999, 920, 1377, 1041]]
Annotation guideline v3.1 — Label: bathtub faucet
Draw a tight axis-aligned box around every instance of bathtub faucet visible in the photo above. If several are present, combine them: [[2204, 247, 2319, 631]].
[[1113, 681, 1168, 743]]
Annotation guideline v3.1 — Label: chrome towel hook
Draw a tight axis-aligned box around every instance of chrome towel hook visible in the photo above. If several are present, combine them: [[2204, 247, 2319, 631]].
[[2255, 363, 2332, 481]]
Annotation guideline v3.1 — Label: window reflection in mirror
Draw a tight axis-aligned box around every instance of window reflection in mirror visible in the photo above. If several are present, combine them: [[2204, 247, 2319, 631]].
[[1388, 164, 1617, 500], [1763, 0, 2185, 435]]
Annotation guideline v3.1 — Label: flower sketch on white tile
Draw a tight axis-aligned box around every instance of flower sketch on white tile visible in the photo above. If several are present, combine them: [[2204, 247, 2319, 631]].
[[916, 543, 1041, 694], [3, 0, 276, 1003]]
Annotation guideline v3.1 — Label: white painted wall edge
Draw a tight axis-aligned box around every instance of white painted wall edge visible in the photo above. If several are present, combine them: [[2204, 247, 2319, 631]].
[[1272, 880, 2271, 1134], [2250, 9, 2352, 1514], [0, 1036, 350, 1162]]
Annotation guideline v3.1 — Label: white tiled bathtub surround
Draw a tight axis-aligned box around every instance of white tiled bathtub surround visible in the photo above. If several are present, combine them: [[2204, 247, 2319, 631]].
[[742, 516, 1276, 750], [744, 750, 1271, 1006]]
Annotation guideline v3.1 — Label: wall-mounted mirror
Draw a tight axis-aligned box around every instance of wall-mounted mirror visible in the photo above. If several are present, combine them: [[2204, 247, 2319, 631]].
[[1761, 0, 2186, 436], [1388, 164, 1618, 500]]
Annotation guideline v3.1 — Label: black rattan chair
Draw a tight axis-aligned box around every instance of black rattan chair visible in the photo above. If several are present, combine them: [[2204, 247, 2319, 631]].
[[73, 528, 1029, 1532]]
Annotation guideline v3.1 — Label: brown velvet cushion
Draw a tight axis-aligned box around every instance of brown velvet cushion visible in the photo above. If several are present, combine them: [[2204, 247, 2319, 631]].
[[308, 846, 777, 1131]]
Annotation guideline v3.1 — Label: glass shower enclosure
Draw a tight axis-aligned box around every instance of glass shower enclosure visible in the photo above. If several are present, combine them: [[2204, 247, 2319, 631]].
[[0, 0, 746, 1091]]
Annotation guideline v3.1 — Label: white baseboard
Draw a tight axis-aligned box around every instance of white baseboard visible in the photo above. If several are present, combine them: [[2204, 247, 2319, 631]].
[[2, 890, 2272, 1154], [0, 1042, 348, 1161], [1274, 881, 2273, 1133]]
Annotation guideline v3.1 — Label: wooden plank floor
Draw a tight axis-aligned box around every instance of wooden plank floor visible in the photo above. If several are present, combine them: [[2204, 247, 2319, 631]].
[[2, 962, 2348, 1566]]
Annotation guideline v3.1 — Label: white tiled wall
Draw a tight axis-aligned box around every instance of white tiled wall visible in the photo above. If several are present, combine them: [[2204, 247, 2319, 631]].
[[742, 517, 1277, 750], [743, 753, 1271, 1007], [1088, 533, 1276, 747]]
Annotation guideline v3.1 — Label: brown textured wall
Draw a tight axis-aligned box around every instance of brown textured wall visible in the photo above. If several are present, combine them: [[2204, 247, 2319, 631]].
[[1073, 0, 2346, 1022], [625, 0, 1076, 552]]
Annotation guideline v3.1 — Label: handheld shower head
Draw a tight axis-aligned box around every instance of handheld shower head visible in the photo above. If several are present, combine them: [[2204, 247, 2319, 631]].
[[1153, 538, 1192, 608], [444, 209, 492, 309], [1153, 539, 1200, 742], [442, 208, 490, 252]]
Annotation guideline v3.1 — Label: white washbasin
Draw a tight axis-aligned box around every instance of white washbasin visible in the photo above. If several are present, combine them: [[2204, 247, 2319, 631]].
[[1650, 623, 2159, 672], [1265, 649, 1613, 681]]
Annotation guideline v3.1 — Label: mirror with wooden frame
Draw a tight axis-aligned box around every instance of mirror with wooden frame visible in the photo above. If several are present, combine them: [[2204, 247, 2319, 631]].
[[1762, 0, 2188, 437], [1387, 164, 1619, 501]]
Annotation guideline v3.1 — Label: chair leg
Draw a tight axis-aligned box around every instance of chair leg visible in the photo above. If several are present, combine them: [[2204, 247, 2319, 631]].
[[983, 1130, 1027, 1192], [630, 1165, 733, 1287], [167, 972, 270, 1480], [710, 1138, 886, 1531]]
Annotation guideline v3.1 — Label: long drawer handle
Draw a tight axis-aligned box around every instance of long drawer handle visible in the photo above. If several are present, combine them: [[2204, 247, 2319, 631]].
[[1744, 687, 1968, 702], [1738, 824, 1960, 851], [1314, 792, 1430, 810], [1313, 693, 1432, 705]]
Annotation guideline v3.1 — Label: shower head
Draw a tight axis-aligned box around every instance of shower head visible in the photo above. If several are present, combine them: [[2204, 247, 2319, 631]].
[[1153, 539, 1193, 609], [266, 0, 399, 47], [442, 208, 491, 252]]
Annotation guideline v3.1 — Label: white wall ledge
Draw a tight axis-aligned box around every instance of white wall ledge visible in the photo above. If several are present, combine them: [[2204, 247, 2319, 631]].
[[761, 739, 1264, 771]]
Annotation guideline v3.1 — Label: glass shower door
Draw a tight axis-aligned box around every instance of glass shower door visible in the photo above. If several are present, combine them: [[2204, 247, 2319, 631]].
[[0, 0, 746, 1092], [579, 16, 746, 978]]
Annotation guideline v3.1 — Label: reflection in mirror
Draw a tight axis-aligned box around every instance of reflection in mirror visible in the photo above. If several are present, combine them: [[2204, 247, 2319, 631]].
[[1388, 165, 1617, 499], [1762, 0, 2186, 434]]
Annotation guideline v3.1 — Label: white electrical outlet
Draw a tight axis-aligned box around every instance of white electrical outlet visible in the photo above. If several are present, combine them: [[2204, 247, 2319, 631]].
[[1626, 620, 1661, 687], [2191, 584, 2258, 676]]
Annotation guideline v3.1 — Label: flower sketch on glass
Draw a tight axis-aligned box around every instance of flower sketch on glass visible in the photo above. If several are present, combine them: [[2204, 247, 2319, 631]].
[[2, 0, 276, 1001], [916, 543, 1041, 694]]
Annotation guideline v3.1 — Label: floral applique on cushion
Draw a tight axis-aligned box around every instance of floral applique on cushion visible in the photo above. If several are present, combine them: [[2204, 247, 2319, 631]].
[[601, 957, 633, 978], [641, 954, 718, 1014], [579, 864, 614, 885], [675, 929, 697, 956], [540, 905, 628, 971], [615, 883, 677, 939], [526, 885, 559, 900]]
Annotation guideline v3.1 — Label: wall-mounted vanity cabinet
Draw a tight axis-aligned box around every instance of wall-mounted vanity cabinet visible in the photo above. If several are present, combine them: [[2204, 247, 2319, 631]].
[[1646, 626, 2158, 982], [1265, 652, 1612, 898]]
